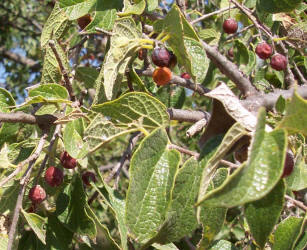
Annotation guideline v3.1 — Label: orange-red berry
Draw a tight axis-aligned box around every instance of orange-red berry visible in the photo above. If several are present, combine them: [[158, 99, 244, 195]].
[[82, 171, 96, 186], [153, 67, 172, 86], [255, 42, 272, 59], [270, 54, 287, 71]]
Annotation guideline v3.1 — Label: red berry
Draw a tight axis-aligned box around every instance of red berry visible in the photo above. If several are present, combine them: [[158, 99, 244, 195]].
[[168, 51, 177, 69], [153, 67, 172, 86], [60, 151, 77, 169], [45, 166, 64, 187], [223, 18, 238, 34], [82, 171, 96, 186], [255, 42, 272, 59], [77, 14, 92, 30], [281, 152, 295, 178], [270, 54, 287, 71], [151, 47, 171, 67], [181, 72, 191, 80], [29, 185, 46, 204]]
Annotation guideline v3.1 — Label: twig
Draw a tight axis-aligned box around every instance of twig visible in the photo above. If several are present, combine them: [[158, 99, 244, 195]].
[[34, 124, 61, 185], [191, 6, 236, 25], [94, 27, 114, 36], [226, 24, 254, 40], [136, 68, 211, 95], [202, 41, 258, 97], [7, 133, 48, 250], [285, 195, 307, 212], [186, 118, 208, 137], [105, 132, 140, 185], [168, 108, 210, 123], [220, 159, 239, 169], [49, 40, 75, 101], [0, 112, 57, 127], [242, 84, 307, 111], [293, 62, 307, 85], [168, 144, 199, 158]]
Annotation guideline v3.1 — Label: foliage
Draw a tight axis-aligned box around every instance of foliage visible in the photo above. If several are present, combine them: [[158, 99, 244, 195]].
[[0, 0, 306, 249]]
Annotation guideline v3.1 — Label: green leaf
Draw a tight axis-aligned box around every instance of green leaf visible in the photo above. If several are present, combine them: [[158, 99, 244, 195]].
[[17, 230, 45, 250], [75, 67, 99, 88], [197, 109, 287, 207], [198, 168, 228, 249], [85, 0, 122, 33], [273, 216, 305, 250], [286, 154, 307, 191], [244, 180, 285, 249], [125, 128, 180, 243], [198, 28, 221, 46], [234, 39, 250, 73], [0, 180, 19, 214], [91, 183, 127, 250], [29, 84, 69, 100], [146, 0, 158, 12], [22, 209, 47, 245], [102, 17, 143, 100], [56, 175, 96, 238], [295, 232, 307, 250], [155, 157, 202, 244], [0, 88, 15, 113], [92, 91, 168, 125], [153, 5, 202, 80], [41, 2, 70, 47], [209, 240, 238, 250], [86, 205, 120, 250], [197, 122, 248, 206], [184, 37, 209, 83], [0, 144, 15, 169], [46, 215, 74, 250], [41, 40, 70, 84], [0, 236, 8, 250], [278, 91, 307, 136], [63, 121, 84, 159], [120, 0, 146, 16], [87, 92, 169, 152], [257, 0, 303, 13], [59, 0, 96, 20]]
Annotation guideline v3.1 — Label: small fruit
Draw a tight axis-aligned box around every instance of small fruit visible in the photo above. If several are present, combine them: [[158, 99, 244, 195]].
[[153, 67, 172, 86], [60, 151, 77, 169], [223, 18, 238, 34], [82, 171, 96, 186], [270, 54, 287, 71], [168, 51, 177, 68], [181, 72, 191, 80], [151, 47, 171, 67], [45, 166, 64, 187], [255, 42, 272, 59], [77, 14, 92, 30], [281, 152, 294, 178], [29, 185, 46, 204], [227, 47, 234, 58]]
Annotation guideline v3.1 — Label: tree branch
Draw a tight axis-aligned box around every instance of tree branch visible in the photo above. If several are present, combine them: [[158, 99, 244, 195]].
[[0, 112, 57, 127], [191, 6, 236, 25], [7, 133, 48, 250], [168, 108, 210, 123], [0, 47, 40, 71], [201, 41, 258, 97], [49, 40, 76, 101]]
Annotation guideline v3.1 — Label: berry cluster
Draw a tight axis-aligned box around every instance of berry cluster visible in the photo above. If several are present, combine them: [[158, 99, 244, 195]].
[[223, 18, 287, 71], [28, 151, 96, 207]]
